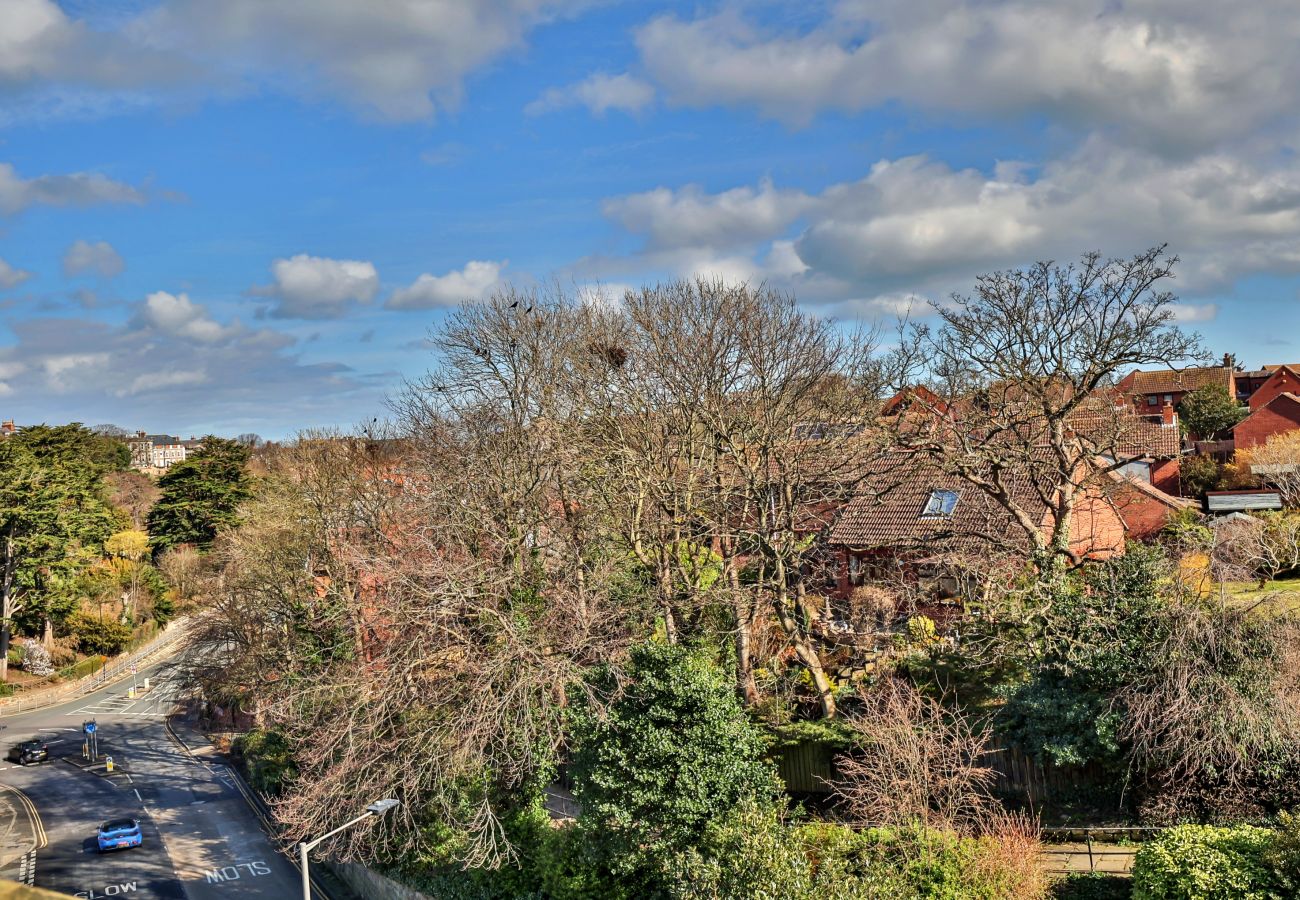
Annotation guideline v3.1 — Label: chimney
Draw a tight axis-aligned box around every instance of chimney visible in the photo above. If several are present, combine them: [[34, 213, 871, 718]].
[[1223, 352, 1236, 369], [1161, 402, 1177, 427]]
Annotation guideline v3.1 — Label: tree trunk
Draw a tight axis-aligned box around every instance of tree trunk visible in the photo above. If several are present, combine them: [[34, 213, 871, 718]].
[[42, 617, 52, 648], [723, 540, 759, 705]]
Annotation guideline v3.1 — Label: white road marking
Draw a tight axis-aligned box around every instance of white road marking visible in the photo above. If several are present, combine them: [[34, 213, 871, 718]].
[[133, 789, 142, 802]]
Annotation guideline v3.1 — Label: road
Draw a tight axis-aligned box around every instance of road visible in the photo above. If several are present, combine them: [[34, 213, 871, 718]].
[[0, 657, 307, 899]]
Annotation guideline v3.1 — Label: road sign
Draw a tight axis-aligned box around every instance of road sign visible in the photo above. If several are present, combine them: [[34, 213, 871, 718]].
[[84, 721, 97, 734], [130, 663, 137, 674]]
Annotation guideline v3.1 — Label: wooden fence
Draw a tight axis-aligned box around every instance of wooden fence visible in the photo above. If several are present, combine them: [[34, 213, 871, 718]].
[[774, 737, 1107, 804]]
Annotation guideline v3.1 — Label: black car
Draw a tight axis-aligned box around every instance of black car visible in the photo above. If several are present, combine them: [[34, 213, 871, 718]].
[[7, 740, 49, 765]]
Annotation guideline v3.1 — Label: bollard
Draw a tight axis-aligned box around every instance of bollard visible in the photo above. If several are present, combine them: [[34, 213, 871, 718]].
[[127, 688, 136, 699], [143, 677, 150, 691], [106, 756, 114, 773]]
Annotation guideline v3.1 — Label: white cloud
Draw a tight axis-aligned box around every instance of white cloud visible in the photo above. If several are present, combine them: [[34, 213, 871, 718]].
[[0, 301, 377, 433], [526, 72, 655, 117], [596, 139, 1300, 308], [138, 0, 591, 122], [636, 2, 1300, 153], [259, 254, 379, 319], [1168, 303, 1219, 323], [387, 260, 506, 310], [117, 368, 209, 397], [0, 0, 184, 92], [0, 161, 146, 215], [0, 257, 32, 289], [603, 178, 815, 253], [62, 239, 124, 278], [136, 291, 240, 343]]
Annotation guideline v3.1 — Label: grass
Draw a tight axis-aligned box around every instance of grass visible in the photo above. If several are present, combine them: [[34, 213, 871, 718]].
[[1224, 576, 1300, 610]]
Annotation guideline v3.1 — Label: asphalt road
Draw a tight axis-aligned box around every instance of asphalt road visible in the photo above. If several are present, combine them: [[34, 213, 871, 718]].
[[0, 657, 308, 899]]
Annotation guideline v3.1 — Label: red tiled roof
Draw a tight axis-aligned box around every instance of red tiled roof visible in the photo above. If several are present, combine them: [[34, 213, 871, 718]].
[[1235, 392, 1300, 431], [1120, 366, 1233, 395], [826, 451, 1051, 552]]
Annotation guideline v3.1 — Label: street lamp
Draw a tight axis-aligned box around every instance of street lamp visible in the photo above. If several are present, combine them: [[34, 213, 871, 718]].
[[298, 798, 400, 900]]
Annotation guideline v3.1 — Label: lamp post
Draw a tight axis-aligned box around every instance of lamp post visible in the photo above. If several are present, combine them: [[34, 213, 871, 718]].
[[298, 798, 399, 900]]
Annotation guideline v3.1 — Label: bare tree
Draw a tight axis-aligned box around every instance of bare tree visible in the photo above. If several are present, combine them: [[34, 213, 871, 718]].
[[1118, 598, 1300, 809], [900, 247, 1203, 572], [831, 678, 998, 834], [1241, 430, 1300, 508]]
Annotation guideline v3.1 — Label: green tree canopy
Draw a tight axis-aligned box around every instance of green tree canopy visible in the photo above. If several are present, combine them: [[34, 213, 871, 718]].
[[1178, 384, 1246, 440], [0, 427, 124, 667], [147, 437, 252, 552]]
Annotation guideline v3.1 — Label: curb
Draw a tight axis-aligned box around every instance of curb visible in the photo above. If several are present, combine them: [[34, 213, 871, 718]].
[[165, 715, 355, 900]]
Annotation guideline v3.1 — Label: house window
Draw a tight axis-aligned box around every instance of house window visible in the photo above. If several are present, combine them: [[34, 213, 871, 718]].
[[921, 489, 960, 517], [847, 554, 865, 586], [1147, 395, 1158, 406], [1163, 394, 1173, 404]]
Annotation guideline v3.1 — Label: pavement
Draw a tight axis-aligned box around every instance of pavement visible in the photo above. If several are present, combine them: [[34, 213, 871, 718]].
[[0, 655, 320, 899]]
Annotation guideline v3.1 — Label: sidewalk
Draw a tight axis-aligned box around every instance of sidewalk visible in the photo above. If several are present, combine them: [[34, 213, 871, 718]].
[[0, 618, 192, 717], [165, 709, 360, 900]]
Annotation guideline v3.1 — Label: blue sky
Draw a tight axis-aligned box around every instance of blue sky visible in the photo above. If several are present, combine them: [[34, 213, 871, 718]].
[[2, 0, 1299, 438]]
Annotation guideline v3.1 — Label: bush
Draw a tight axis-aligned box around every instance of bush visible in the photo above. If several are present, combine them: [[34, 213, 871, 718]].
[[672, 803, 813, 899], [568, 641, 778, 886], [57, 655, 106, 681], [1052, 873, 1132, 900], [65, 611, 132, 656], [234, 728, 297, 797], [1131, 824, 1276, 899], [20, 639, 53, 677]]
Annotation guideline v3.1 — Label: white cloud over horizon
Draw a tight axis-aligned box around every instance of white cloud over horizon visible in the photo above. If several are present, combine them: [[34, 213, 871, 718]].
[[0, 257, 32, 289], [0, 161, 146, 215]]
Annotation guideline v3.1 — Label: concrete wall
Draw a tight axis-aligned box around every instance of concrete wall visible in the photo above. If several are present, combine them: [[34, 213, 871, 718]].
[[327, 862, 433, 900]]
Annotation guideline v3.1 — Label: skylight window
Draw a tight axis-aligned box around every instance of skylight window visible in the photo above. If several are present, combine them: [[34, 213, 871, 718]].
[[922, 489, 960, 517]]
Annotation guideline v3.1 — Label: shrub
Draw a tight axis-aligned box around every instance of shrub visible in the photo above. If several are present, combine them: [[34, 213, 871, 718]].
[[235, 728, 298, 797], [568, 641, 778, 885], [672, 803, 813, 900], [65, 611, 132, 656], [1131, 824, 1276, 899], [1051, 873, 1132, 899], [20, 639, 53, 676]]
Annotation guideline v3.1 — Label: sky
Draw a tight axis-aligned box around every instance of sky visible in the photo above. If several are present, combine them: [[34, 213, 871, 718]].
[[1, 0, 1299, 438]]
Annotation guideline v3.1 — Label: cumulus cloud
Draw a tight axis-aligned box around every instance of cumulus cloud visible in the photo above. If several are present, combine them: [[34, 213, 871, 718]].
[[0, 257, 32, 289], [257, 254, 379, 319], [0, 295, 378, 431], [387, 260, 506, 310], [138, 0, 591, 121], [135, 290, 241, 343], [1168, 303, 1219, 323], [596, 139, 1300, 306], [603, 178, 815, 253], [636, 1, 1300, 153], [526, 72, 655, 117], [62, 239, 125, 278], [0, 162, 146, 215], [0, 0, 184, 92]]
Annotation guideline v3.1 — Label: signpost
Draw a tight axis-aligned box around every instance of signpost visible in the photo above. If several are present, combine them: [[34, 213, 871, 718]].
[[83, 719, 98, 760]]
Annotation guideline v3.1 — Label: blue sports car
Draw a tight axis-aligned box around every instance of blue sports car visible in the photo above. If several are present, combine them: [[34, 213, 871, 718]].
[[96, 818, 143, 852]]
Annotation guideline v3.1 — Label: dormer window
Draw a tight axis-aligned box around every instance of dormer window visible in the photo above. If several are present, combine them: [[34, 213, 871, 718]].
[[922, 489, 960, 517]]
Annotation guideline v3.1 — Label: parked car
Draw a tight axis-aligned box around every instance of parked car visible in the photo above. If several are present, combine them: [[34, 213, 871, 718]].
[[6, 740, 48, 765], [96, 818, 143, 852]]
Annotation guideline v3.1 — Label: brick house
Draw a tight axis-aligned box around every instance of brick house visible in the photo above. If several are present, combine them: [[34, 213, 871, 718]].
[[1235, 364, 1300, 403], [1234, 393, 1300, 451], [825, 452, 1126, 600], [1105, 469, 1197, 540], [1246, 365, 1300, 411], [1115, 356, 1237, 414]]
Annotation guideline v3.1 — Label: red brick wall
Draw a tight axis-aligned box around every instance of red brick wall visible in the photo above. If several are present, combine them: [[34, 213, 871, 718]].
[[1065, 489, 1127, 559], [1248, 369, 1300, 411], [1149, 457, 1182, 495], [1235, 402, 1300, 450], [1108, 482, 1178, 541]]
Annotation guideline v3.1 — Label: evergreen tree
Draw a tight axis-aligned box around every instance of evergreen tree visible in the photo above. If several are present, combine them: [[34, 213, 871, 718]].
[[147, 437, 251, 552], [1178, 384, 1246, 440]]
